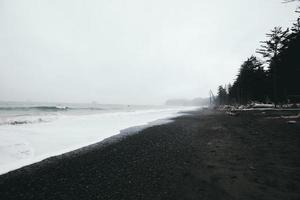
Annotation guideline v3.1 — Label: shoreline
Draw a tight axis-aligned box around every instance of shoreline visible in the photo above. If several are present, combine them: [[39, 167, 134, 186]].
[[0, 106, 198, 175], [0, 109, 299, 199]]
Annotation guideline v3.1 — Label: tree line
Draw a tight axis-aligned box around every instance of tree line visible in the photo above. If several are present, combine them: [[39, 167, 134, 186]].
[[216, 6, 300, 106]]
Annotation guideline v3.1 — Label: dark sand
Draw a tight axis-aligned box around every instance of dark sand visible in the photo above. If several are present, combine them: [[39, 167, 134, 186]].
[[0, 109, 300, 200]]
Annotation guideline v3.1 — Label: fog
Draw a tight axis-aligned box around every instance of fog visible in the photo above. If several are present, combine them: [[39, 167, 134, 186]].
[[0, 0, 298, 105]]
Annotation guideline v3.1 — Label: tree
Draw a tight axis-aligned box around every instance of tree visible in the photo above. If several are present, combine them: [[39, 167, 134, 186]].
[[229, 56, 267, 105], [217, 85, 228, 105], [216, 9, 300, 106], [256, 27, 289, 61], [275, 18, 300, 102], [256, 27, 290, 106]]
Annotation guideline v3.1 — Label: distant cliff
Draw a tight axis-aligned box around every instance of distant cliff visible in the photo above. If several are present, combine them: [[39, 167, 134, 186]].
[[165, 97, 209, 106]]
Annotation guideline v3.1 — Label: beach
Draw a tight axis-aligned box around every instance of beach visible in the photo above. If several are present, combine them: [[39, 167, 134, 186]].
[[0, 109, 299, 200]]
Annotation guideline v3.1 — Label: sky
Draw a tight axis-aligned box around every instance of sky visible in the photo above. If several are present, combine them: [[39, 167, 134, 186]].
[[0, 0, 299, 105]]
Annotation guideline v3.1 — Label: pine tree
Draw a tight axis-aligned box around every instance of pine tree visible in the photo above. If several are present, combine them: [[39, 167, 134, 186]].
[[256, 27, 290, 106], [276, 18, 300, 103], [229, 56, 267, 105], [217, 85, 228, 105]]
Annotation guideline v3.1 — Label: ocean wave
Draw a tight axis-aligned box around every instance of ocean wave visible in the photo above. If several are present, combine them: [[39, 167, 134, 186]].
[[0, 115, 58, 126], [0, 106, 69, 111], [33, 106, 69, 110], [0, 105, 108, 111]]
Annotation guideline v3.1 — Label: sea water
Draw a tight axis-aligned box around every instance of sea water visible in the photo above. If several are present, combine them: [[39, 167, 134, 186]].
[[0, 101, 198, 175]]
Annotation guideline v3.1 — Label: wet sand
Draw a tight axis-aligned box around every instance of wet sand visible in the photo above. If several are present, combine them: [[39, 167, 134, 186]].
[[0, 109, 299, 200]]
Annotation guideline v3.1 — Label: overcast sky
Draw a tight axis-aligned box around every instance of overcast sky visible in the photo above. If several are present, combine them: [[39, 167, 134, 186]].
[[0, 0, 298, 105]]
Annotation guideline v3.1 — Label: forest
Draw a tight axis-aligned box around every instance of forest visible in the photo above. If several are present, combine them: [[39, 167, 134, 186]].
[[216, 1, 300, 106]]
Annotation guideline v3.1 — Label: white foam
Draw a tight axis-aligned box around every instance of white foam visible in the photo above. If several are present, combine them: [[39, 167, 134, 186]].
[[0, 115, 58, 125], [0, 106, 198, 175]]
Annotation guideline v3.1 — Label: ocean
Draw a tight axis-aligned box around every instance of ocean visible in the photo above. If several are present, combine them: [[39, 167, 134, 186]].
[[0, 101, 199, 175]]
